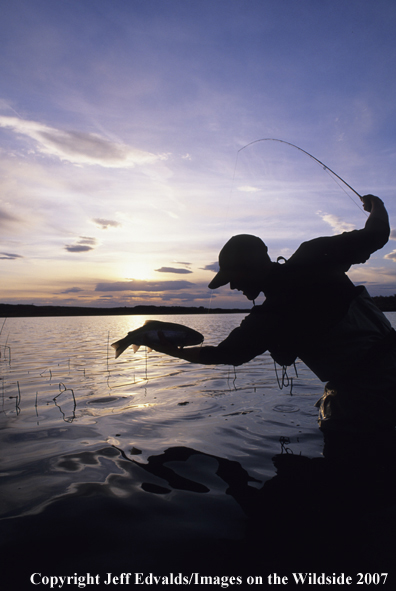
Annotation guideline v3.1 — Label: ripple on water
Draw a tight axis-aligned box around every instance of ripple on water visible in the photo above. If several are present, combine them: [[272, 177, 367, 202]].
[[87, 396, 121, 405], [272, 404, 300, 413]]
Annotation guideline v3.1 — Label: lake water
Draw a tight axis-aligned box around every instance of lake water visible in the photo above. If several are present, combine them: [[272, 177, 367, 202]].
[[1, 313, 396, 588]]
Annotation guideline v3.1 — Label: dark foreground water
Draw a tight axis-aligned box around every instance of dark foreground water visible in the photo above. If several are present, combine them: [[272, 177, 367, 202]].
[[1, 313, 396, 589]]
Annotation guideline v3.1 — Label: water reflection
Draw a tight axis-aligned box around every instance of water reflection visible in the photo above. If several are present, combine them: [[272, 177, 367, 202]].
[[2, 434, 395, 583], [113, 444, 261, 497]]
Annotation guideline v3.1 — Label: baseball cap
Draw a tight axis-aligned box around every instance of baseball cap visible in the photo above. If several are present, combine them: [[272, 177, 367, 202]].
[[208, 234, 268, 289]]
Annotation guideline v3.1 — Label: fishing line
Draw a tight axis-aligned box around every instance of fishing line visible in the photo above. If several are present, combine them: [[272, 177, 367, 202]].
[[235, 138, 366, 213], [232, 139, 369, 395], [205, 290, 215, 314]]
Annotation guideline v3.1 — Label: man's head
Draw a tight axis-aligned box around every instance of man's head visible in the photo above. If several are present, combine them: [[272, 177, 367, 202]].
[[208, 234, 271, 300]]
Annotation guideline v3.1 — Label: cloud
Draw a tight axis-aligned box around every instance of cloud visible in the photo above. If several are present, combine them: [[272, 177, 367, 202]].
[[0, 207, 20, 230], [384, 250, 396, 262], [160, 292, 214, 302], [95, 280, 195, 292], [64, 236, 97, 253], [237, 186, 260, 193], [65, 245, 94, 253], [155, 267, 192, 274], [201, 262, 219, 272], [0, 116, 166, 169], [58, 287, 84, 294], [78, 237, 97, 245], [347, 265, 396, 287], [390, 229, 396, 241], [317, 211, 355, 234], [0, 252, 23, 260], [92, 218, 121, 229]]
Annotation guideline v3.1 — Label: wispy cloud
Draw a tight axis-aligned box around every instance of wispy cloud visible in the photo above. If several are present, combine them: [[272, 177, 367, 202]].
[[160, 292, 214, 302], [92, 218, 121, 229], [390, 229, 396, 241], [384, 250, 396, 262], [317, 211, 355, 234], [0, 116, 167, 169], [201, 262, 219, 272], [64, 237, 97, 253], [0, 252, 23, 260], [0, 98, 18, 112], [0, 207, 20, 230], [237, 186, 260, 193], [95, 280, 195, 292], [347, 265, 396, 294], [155, 267, 192, 274], [58, 287, 84, 294], [64, 245, 94, 253]]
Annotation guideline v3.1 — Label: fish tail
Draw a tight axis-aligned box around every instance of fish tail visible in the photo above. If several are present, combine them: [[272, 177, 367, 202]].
[[111, 335, 137, 358]]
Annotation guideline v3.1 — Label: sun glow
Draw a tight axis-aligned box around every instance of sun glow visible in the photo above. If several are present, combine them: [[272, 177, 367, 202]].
[[119, 261, 155, 281]]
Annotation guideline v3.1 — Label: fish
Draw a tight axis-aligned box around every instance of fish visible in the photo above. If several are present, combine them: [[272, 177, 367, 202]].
[[111, 320, 204, 359]]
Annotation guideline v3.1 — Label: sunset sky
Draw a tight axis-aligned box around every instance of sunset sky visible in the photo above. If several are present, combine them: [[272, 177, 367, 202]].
[[1, 0, 395, 309]]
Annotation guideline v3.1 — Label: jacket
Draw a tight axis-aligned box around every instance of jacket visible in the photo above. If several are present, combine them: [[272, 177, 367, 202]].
[[199, 216, 392, 382]]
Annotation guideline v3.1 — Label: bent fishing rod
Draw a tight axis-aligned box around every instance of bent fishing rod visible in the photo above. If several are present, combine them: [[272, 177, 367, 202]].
[[237, 138, 364, 207]]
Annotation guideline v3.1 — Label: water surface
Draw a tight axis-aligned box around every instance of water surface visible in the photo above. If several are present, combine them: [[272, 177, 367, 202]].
[[1, 313, 395, 585]]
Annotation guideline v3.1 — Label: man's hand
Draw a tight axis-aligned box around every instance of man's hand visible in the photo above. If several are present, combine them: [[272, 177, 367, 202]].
[[361, 194, 375, 212], [142, 331, 203, 364], [361, 194, 384, 213], [142, 331, 180, 356], [362, 194, 390, 241]]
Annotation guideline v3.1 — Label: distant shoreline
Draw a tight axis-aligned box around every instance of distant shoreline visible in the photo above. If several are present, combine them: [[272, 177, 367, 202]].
[[1, 295, 395, 317], [0, 303, 251, 318]]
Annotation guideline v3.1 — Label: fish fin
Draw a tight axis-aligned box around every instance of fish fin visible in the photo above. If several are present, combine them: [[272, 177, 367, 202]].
[[131, 344, 151, 353], [111, 335, 137, 358]]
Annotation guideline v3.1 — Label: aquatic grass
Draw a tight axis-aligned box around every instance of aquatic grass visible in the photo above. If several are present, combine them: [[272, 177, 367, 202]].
[[0, 319, 12, 364], [40, 368, 53, 380], [53, 382, 77, 423], [2, 346, 11, 364]]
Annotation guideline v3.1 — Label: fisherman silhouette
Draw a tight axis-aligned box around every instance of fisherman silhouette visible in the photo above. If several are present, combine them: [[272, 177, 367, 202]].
[[146, 195, 396, 439]]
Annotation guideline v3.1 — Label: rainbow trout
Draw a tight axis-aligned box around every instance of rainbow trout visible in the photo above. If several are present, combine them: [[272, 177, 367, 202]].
[[111, 320, 204, 359]]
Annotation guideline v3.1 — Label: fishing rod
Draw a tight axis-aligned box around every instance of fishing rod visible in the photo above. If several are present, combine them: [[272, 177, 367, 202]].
[[237, 138, 364, 205]]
